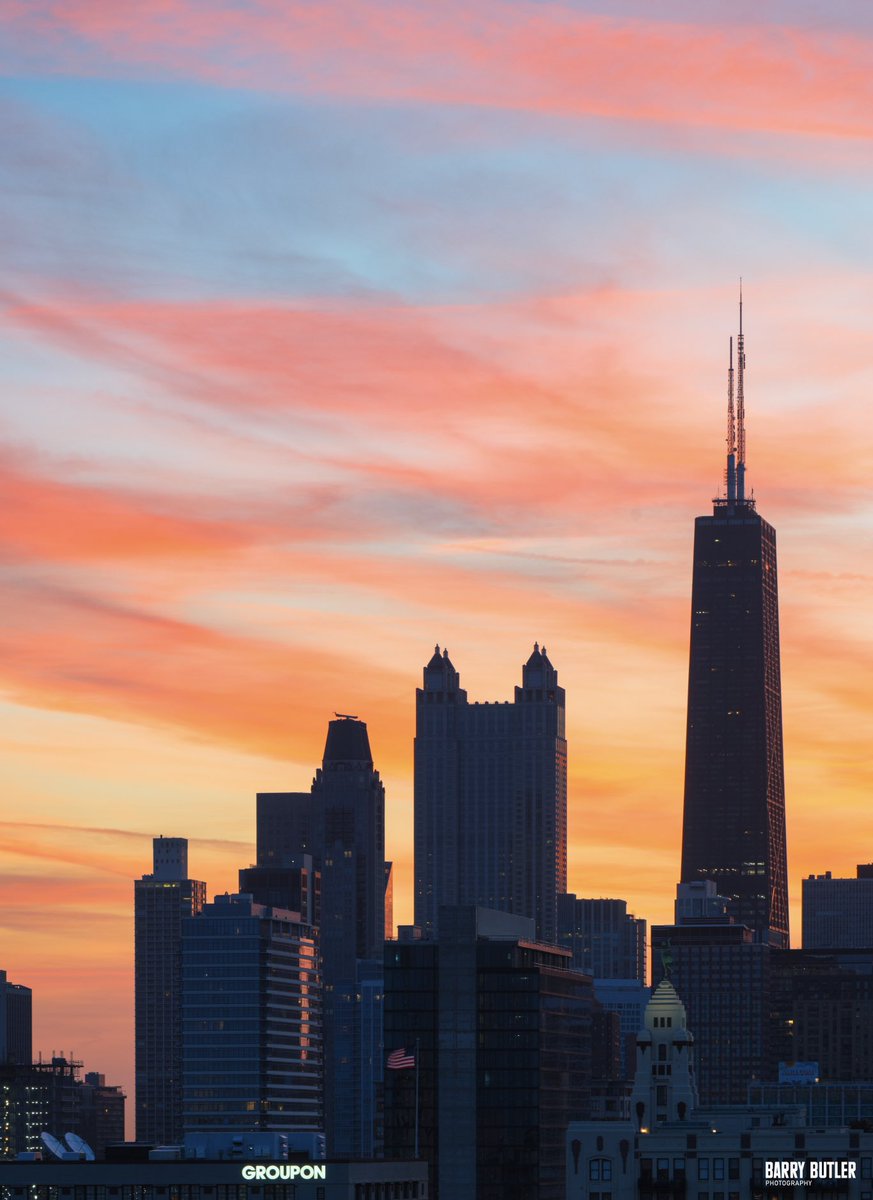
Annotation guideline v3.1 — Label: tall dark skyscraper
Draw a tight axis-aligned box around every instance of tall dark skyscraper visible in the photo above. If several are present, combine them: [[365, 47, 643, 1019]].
[[255, 716, 386, 1157], [135, 837, 206, 1144], [680, 299, 789, 949], [414, 644, 567, 942]]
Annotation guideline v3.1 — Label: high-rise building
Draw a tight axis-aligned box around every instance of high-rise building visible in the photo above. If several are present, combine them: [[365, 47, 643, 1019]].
[[803, 867, 873, 949], [0, 970, 31, 1067], [384, 906, 598, 1200], [652, 920, 770, 1105], [557, 895, 647, 983], [679, 300, 789, 949], [254, 716, 386, 1157], [181, 892, 322, 1134], [414, 644, 567, 943], [135, 837, 206, 1144]]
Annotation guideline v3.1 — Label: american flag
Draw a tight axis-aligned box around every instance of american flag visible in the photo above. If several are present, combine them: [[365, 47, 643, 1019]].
[[387, 1047, 416, 1070]]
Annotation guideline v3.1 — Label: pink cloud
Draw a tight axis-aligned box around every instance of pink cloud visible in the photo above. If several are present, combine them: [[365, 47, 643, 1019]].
[[2, 2, 872, 143]]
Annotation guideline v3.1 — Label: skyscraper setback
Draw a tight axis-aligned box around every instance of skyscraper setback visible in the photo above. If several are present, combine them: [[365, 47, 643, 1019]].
[[679, 299, 789, 948]]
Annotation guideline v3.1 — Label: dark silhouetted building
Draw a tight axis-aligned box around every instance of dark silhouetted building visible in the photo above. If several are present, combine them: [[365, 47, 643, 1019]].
[[384, 906, 597, 1200], [679, 306, 789, 949], [803, 867, 873, 949], [414, 645, 567, 943], [652, 918, 770, 1105], [181, 892, 322, 1134], [135, 837, 206, 1144], [769, 948, 873, 1082], [80, 1072, 126, 1159], [255, 717, 386, 1157], [0, 970, 31, 1067], [557, 895, 646, 983]]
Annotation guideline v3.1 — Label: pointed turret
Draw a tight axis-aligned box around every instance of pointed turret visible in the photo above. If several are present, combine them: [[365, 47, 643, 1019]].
[[421, 644, 462, 694]]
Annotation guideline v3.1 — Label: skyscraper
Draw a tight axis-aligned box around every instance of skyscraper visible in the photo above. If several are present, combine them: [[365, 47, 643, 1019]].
[[384, 906, 598, 1200], [135, 837, 206, 1144], [181, 893, 322, 1135], [556, 895, 647, 983], [679, 299, 789, 949], [414, 644, 567, 942], [0, 970, 31, 1067], [254, 716, 386, 1157]]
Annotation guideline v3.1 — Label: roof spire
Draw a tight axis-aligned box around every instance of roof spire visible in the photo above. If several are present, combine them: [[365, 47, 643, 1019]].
[[736, 279, 746, 502], [726, 335, 736, 502]]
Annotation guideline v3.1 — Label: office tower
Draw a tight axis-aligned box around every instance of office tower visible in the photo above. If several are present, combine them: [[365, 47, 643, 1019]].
[[803, 867, 873, 949], [181, 892, 322, 1134], [652, 920, 770, 1105], [254, 716, 386, 1157], [414, 644, 567, 942], [679, 300, 789, 949], [384, 906, 598, 1200], [557, 895, 647, 983], [135, 837, 206, 1144], [0, 970, 32, 1066]]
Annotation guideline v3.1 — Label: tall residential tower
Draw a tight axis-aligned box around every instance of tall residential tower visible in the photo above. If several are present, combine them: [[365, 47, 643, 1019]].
[[414, 645, 567, 943], [679, 297, 789, 949], [135, 837, 206, 1144]]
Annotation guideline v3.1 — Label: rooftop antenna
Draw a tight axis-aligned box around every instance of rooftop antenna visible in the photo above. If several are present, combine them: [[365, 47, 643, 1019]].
[[736, 279, 746, 502], [726, 335, 736, 502]]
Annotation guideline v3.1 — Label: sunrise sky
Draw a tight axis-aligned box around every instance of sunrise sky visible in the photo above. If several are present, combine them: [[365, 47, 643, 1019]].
[[3, 0, 873, 1118]]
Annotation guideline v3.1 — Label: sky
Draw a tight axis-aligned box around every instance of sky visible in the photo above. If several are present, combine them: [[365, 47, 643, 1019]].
[[3, 0, 873, 1121]]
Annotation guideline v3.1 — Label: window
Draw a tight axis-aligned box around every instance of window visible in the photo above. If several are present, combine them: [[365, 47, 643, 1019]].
[[699, 1160, 710, 1181], [590, 1159, 612, 1182], [713, 1158, 725, 1181]]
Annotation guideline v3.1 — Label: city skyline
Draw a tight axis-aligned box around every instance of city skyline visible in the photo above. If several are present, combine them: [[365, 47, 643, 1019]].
[[3, 0, 873, 1131]]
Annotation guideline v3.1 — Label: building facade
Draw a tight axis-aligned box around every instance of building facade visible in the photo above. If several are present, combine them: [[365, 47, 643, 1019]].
[[803, 867, 873, 949], [568, 979, 873, 1200], [652, 921, 770, 1106], [679, 309, 789, 949], [254, 716, 386, 1157], [134, 837, 206, 1144], [181, 893, 322, 1135], [0, 971, 32, 1068], [414, 645, 567, 943], [557, 896, 647, 983], [384, 906, 598, 1200]]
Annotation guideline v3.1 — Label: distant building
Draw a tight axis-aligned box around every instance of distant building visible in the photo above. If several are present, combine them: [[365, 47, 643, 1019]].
[[181, 893, 322, 1135], [0, 969, 32, 1067], [80, 1072, 126, 1159], [384, 905, 599, 1200], [557, 895, 647, 983], [803, 866, 873, 949], [414, 645, 567, 943], [679, 305, 789, 949], [652, 919, 769, 1105], [255, 716, 386, 1158], [135, 837, 206, 1144], [769, 948, 873, 1082], [567, 979, 873, 1200], [593, 979, 651, 1078]]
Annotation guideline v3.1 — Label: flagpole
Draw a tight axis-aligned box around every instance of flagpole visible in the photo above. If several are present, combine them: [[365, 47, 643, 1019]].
[[414, 1037, 420, 1160]]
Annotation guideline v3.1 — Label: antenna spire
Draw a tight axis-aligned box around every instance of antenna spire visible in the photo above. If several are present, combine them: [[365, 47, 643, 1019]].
[[726, 336, 736, 502], [736, 279, 746, 502]]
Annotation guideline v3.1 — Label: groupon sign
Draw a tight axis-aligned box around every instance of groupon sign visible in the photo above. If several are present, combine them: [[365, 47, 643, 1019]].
[[241, 1163, 328, 1181]]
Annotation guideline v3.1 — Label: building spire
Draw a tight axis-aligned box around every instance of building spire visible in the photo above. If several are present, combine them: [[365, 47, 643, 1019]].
[[736, 280, 746, 502], [726, 335, 736, 502]]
